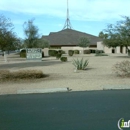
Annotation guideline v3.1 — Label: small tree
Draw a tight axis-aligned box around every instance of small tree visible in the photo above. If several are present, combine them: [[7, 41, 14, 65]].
[[23, 19, 50, 48], [0, 15, 17, 52], [23, 19, 39, 48], [100, 16, 130, 55], [78, 37, 90, 53], [37, 39, 50, 49]]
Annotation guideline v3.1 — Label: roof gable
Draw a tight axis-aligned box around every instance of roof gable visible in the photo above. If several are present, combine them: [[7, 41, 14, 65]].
[[42, 29, 102, 46]]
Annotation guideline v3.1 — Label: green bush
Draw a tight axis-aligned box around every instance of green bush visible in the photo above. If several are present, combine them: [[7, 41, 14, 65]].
[[95, 50, 104, 54], [68, 50, 74, 56], [112, 60, 130, 77], [74, 50, 79, 54], [20, 49, 26, 58], [48, 50, 58, 56], [90, 49, 96, 53], [58, 50, 65, 54], [60, 57, 67, 62], [95, 53, 108, 56], [72, 58, 89, 70], [56, 53, 62, 59], [84, 50, 91, 54]]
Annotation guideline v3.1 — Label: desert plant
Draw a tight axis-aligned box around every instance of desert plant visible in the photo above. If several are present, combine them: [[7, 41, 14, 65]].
[[90, 49, 96, 53], [68, 50, 74, 56], [58, 50, 65, 54], [48, 50, 58, 57], [78, 37, 90, 48], [0, 70, 10, 79], [56, 53, 62, 59], [74, 50, 79, 54], [72, 58, 89, 70], [60, 57, 67, 62], [84, 50, 91, 54], [112, 60, 130, 77], [95, 50, 104, 54], [20, 49, 26, 58], [0, 69, 44, 80]]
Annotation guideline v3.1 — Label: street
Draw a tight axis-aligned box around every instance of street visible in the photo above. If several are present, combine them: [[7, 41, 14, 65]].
[[0, 90, 130, 130]]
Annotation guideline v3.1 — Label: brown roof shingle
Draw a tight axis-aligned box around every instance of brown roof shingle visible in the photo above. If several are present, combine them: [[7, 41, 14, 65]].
[[42, 29, 102, 46]]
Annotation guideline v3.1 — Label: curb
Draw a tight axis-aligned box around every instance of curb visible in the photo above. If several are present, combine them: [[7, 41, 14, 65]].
[[102, 85, 130, 90], [17, 88, 70, 94]]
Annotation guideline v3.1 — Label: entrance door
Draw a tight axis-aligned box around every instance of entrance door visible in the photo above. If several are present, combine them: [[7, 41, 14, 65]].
[[112, 49, 115, 53]]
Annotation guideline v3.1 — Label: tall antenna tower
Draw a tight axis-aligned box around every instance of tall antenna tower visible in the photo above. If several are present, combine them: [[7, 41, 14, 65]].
[[62, 0, 73, 30]]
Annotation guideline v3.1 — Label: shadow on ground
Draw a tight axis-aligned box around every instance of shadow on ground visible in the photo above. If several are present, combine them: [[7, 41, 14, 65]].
[[0, 60, 63, 69], [113, 56, 130, 59]]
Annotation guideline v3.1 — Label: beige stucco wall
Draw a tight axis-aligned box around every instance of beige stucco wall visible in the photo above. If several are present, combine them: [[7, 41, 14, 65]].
[[61, 46, 90, 54], [97, 41, 104, 50], [122, 47, 126, 54], [61, 47, 74, 54], [42, 45, 130, 56], [42, 48, 49, 56], [116, 46, 120, 54], [104, 46, 112, 53]]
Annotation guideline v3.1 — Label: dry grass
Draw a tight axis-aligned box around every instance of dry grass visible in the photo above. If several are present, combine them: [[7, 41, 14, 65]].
[[112, 60, 130, 77], [0, 69, 45, 81]]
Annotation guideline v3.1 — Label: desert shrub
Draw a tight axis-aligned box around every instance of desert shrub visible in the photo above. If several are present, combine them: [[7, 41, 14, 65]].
[[56, 53, 62, 59], [60, 57, 67, 62], [74, 50, 79, 54], [112, 60, 130, 77], [95, 53, 108, 56], [84, 50, 91, 54], [48, 50, 58, 56], [20, 49, 26, 58], [72, 58, 89, 70], [68, 50, 74, 56], [95, 50, 104, 54], [0, 69, 44, 80], [90, 49, 96, 53], [0, 70, 10, 79], [58, 50, 65, 54]]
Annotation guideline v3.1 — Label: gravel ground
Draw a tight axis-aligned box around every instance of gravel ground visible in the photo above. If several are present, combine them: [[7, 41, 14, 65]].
[[0, 53, 130, 95]]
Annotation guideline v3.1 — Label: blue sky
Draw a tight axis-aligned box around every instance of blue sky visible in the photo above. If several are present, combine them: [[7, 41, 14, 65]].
[[0, 0, 130, 39]]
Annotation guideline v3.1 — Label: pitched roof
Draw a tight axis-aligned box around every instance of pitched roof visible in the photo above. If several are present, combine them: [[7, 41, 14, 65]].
[[42, 29, 102, 46]]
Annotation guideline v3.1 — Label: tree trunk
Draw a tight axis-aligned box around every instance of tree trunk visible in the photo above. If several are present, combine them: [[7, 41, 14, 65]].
[[126, 46, 130, 56]]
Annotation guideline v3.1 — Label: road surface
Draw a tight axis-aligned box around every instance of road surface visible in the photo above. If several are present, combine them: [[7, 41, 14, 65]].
[[0, 90, 130, 130]]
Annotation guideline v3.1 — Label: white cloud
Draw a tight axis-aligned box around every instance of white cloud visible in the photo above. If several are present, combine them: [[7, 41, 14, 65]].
[[0, 0, 130, 21]]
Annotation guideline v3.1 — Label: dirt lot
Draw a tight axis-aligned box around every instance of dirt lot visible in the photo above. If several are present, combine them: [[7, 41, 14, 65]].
[[0, 53, 130, 95]]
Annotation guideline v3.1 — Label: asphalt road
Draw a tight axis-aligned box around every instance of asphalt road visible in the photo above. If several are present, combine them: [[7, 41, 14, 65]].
[[0, 90, 130, 130]]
